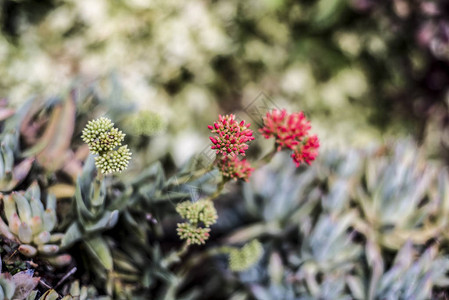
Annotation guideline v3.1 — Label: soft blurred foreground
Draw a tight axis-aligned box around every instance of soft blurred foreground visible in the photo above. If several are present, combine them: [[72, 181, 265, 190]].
[[1, 0, 449, 162]]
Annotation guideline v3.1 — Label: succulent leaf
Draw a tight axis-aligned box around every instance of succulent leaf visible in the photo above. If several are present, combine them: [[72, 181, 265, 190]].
[[85, 237, 113, 271], [12, 193, 32, 223], [0, 184, 70, 265]]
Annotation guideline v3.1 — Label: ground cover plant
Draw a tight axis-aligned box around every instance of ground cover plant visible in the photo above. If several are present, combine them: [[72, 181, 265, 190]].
[[2, 1, 449, 299], [0, 82, 447, 299]]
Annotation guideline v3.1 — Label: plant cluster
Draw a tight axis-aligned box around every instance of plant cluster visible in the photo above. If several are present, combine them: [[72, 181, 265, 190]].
[[0, 86, 323, 299], [2, 82, 449, 300]]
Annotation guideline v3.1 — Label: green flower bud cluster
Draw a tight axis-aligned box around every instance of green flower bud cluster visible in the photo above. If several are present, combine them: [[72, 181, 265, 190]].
[[176, 200, 218, 245], [94, 145, 132, 175], [82, 117, 121, 154], [176, 199, 218, 227], [0, 182, 71, 266], [81, 117, 131, 174], [228, 240, 263, 272], [176, 223, 211, 245]]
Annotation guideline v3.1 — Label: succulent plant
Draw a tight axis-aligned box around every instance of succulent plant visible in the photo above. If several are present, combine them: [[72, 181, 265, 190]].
[[28, 280, 110, 300], [29, 288, 103, 300], [297, 213, 362, 273], [0, 100, 35, 193], [62, 156, 121, 247], [0, 272, 15, 300], [241, 152, 319, 224], [19, 96, 87, 181], [0, 132, 34, 193], [60, 155, 125, 291], [208, 140, 449, 300], [346, 241, 449, 300], [0, 182, 71, 266], [4, 77, 449, 300], [0, 257, 40, 300], [352, 140, 448, 250]]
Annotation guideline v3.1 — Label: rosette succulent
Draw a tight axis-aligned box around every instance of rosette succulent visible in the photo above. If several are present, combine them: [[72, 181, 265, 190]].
[[0, 182, 71, 266]]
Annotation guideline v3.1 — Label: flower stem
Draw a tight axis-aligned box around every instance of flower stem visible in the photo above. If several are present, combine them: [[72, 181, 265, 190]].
[[161, 242, 190, 268]]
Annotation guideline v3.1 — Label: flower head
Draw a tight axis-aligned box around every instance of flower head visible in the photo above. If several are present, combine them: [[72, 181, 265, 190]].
[[82, 117, 125, 154], [176, 200, 218, 227], [260, 109, 319, 167], [208, 114, 254, 157], [291, 135, 320, 167], [217, 156, 254, 182], [176, 199, 217, 245], [94, 145, 132, 174], [259, 109, 311, 150], [82, 117, 132, 174], [177, 223, 211, 245], [228, 240, 264, 272]]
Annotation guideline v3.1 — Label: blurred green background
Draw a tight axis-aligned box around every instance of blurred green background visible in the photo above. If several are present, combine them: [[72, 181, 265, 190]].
[[0, 0, 448, 164]]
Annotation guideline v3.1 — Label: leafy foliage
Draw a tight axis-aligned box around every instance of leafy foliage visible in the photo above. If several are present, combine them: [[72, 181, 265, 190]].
[[0, 80, 447, 299]]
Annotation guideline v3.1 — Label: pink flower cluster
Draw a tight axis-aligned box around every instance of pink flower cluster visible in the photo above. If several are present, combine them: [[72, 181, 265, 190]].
[[217, 156, 254, 182], [291, 135, 319, 167], [208, 114, 255, 157], [260, 109, 319, 167], [208, 114, 254, 181]]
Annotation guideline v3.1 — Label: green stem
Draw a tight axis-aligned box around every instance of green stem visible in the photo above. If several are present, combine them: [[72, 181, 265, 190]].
[[204, 178, 228, 202], [96, 171, 104, 181], [174, 163, 215, 184], [254, 146, 277, 168], [161, 242, 190, 268], [177, 245, 234, 277]]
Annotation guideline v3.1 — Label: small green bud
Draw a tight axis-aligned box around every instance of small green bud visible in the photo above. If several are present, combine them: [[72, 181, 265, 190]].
[[228, 240, 263, 272], [82, 117, 132, 174], [94, 145, 132, 174], [176, 222, 211, 245], [176, 200, 217, 227], [82, 117, 125, 154]]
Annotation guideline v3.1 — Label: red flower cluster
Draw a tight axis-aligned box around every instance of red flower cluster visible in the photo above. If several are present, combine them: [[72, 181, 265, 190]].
[[260, 109, 319, 167], [291, 135, 319, 167], [259, 109, 311, 151], [208, 114, 255, 181], [208, 114, 255, 157], [217, 156, 254, 182]]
